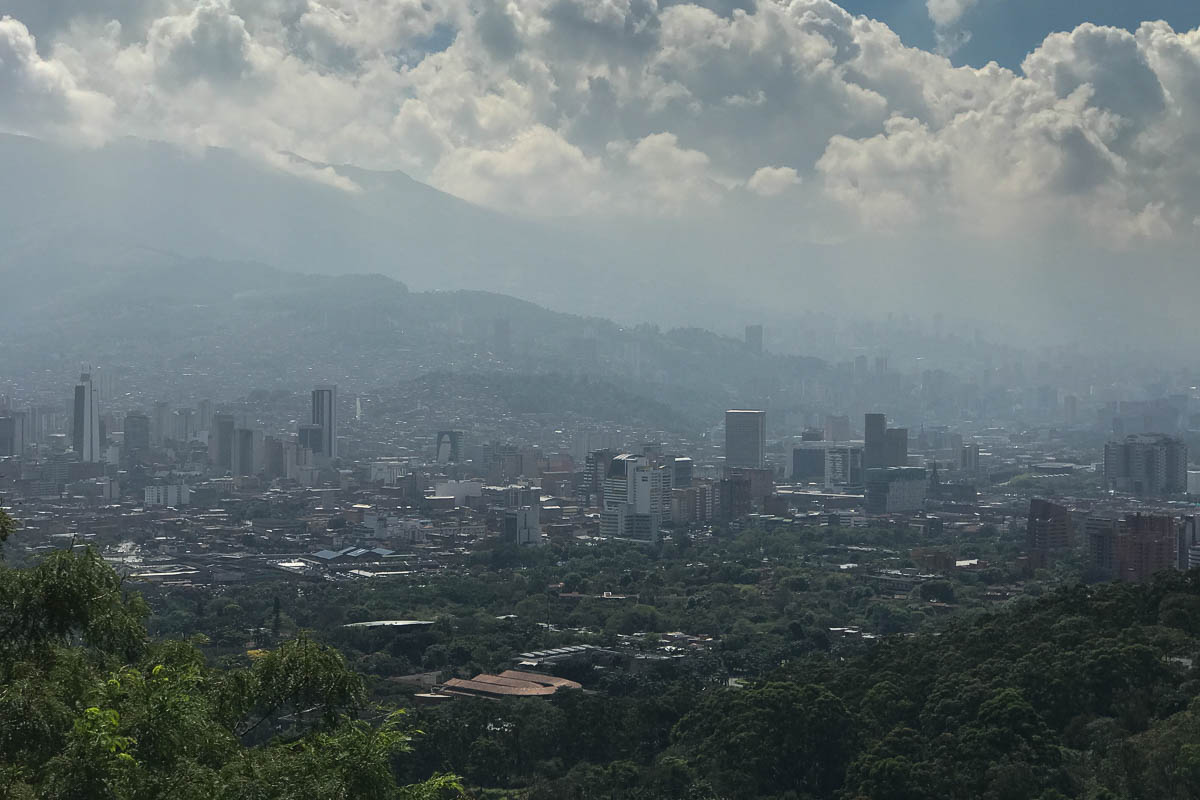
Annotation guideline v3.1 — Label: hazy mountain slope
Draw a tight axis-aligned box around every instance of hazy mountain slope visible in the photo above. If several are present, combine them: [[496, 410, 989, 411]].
[[0, 256, 827, 425], [0, 133, 585, 301]]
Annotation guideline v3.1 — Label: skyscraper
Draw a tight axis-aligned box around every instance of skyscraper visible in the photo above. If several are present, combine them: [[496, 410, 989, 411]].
[[123, 412, 150, 459], [863, 413, 886, 469], [231, 428, 258, 477], [725, 410, 766, 469], [72, 372, 101, 462], [210, 413, 235, 471], [864, 413, 907, 469], [151, 401, 171, 447], [0, 417, 18, 457], [312, 385, 337, 460]]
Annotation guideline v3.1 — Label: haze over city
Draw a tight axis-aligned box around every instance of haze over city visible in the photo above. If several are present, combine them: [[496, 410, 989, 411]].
[[7, 2, 1200, 800], [5, 0, 1200, 352]]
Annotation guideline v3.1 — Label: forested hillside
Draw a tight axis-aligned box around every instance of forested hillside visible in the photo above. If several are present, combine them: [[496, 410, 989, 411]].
[[6, 506, 1200, 799], [0, 511, 459, 799]]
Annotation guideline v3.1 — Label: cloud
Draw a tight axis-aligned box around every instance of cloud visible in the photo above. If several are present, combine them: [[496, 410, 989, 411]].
[[0, 16, 112, 143], [2, 0, 1200, 253], [746, 165, 801, 196], [926, 0, 977, 56], [926, 0, 976, 29]]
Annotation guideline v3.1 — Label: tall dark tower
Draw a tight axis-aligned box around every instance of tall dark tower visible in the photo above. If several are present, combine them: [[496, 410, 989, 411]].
[[863, 413, 886, 469], [312, 385, 337, 460]]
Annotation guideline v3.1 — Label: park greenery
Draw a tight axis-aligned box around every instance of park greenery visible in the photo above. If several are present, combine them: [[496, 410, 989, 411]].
[[7, 507, 1200, 798]]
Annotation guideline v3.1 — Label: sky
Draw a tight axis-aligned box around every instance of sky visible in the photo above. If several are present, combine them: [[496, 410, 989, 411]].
[[3, 1, 1200, 350]]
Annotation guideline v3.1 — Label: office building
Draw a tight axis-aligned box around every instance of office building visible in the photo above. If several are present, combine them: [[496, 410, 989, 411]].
[[960, 444, 981, 474], [72, 372, 101, 462], [312, 385, 337, 460], [1103, 434, 1187, 496], [822, 444, 863, 488], [197, 399, 213, 434], [600, 454, 667, 542], [671, 456, 693, 489], [298, 424, 323, 456], [123, 413, 150, 456], [505, 505, 542, 546], [865, 467, 927, 514], [1026, 498, 1074, 568], [210, 413, 235, 471], [264, 436, 286, 480], [864, 413, 907, 469], [151, 401, 171, 447], [0, 416, 22, 457], [231, 428, 258, 477], [745, 324, 763, 355], [726, 466, 774, 505], [792, 445, 826, 482], [436, 430, 463, 463], [725, 410, 766, 469]]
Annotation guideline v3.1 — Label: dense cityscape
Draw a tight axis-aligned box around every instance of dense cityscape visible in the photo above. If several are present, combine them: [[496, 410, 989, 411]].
[[8, 0, 1200, 797]]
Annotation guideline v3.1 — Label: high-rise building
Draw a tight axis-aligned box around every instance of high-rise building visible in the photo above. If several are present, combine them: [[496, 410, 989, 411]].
[[505, 506, 541, 546], [671, 456, 694, 489], [1087, 514, 1179, 583], [792, 445, 826, 482], [585, 448, 616, 506], [72, 372, 101, 462], [745, 324, 763, 355], [210, 413, 235, 471], [865, 467, 927, 514], [151, 401, 171, 447], [864, 413, 907, 469], [1027, 498, 1074, 568], [0, 416, 18, 457], [884, 428, 909, 467], [436, 430, 463, 463], [824, 444, 863, 488], [960, 444, 981, 474], [231, 428, 258, 477], [123, 413, 150, 459], [312, 385, 337, 460], [297, 424, 323, 456], [725, 410, 766, 469], [1104, 434, 1187, 496], [264, 436, 286, 480], [600, 454, 668, 542], [863, 413, 886, 469], [197, 399, 214, 434]]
